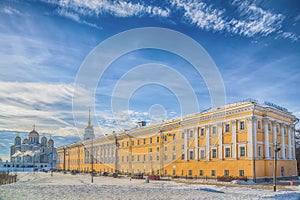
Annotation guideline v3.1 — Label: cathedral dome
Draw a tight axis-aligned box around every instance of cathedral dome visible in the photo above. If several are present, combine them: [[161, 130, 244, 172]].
[[29, 129, 39, 136], [23, 138, 29, 143]]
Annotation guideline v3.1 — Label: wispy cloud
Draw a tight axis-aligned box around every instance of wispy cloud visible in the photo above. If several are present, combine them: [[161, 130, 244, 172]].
[[44, 0, 170, 18], [1, 6, 21, 15], [56, 8, 102, 30], [171, 0, 299, 41]]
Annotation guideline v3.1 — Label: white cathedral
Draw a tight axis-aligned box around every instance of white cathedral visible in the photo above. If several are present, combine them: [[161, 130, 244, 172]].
[[6, 126, 56, 170]]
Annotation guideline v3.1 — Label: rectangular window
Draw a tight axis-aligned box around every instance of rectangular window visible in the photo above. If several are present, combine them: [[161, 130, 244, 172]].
[[137, 155, 140, 162], [143, 155, 146, 162], [149, 155, 152, 161], [149, 148, 152, 153], [126, 141, 129, 147], [224, 170, 229, 176], [284, 148, 287, 158], [188, 170, 192, 176], [212, 149, 217, 158], [132, 156, 134, 162], [269, 147, 272, 157], [156, 155, 159, 161], [240, 121, 245, 130], [240, 146, 245, 157], [276, 124, 279, 133], [211, 170, 216, 176], [199, 170, 203, 176], [172, 170, 176, 175], [189, 130, 193, 138], [200, 128, 204, 136], [189, 150, 194, 160], [239, 170, 244, 176], [181, 153, 185, 160], [172, 134, 176, 140], [172, 146, 176, 151], [164, 146, 167, 151], [258, 146, 262, 156], [182, 132, 185, 139], [157, 136, 160, 143], [268, 122, 271, 131], [212, 126, 217, 134], [172, 153, 176, 160], [150, 138, 152, 144], [164, 135, 167, 142], [137, 140, 140, 145], [132, 141, 134, 146], [182, 145, 185, 149], [200, 150, 205, 159], [156, 147, 159, 152], [143, 139, 146, 144], [164, 154, 167, 160], [257, 120, 261, 130], [225, 147, 230, 158], [225, 124, 230, 132], [283, 126, 286, 134]]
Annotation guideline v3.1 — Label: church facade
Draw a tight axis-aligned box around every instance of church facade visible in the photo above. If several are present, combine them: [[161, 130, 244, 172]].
[[5, 127, 56, 170]]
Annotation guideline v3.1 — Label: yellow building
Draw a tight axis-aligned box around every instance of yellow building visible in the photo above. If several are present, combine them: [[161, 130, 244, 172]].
[[56, 100, 298, 181]]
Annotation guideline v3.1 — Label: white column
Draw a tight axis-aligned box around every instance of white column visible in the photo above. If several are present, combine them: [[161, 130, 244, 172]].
[[288, 125, 292, 159], [253, 118, 257, 158], [231, 120, 237, 160], [218, 123, 223, 160], [205, 125, 210, 161], [263, 118, 270, 159], [273, 121, 277, 145], [184, 129, 188, 162], [247, 117, 254, 159], [291, 126, 295, 160], [281, 124, 285, 159], [194, 127, 199, 161]]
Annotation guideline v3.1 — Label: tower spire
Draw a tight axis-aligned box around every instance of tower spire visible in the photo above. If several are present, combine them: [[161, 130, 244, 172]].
[[87, 108, 91, 128]]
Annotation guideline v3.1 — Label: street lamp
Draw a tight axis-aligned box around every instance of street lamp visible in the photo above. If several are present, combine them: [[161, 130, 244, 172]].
[[91, 137, 94, 183], [51, 148, 53, 177], [273, 143, 281, 192]]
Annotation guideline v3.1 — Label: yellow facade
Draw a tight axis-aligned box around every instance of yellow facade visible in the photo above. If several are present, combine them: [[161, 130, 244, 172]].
[[56, 100, 298, 181]]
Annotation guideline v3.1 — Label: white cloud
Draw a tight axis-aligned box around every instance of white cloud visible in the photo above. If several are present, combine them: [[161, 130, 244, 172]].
[[0, 81, 76, 134], [56, 8, 103, 30], [44, 0, 170, 18], [1, 6, 21, 15], [171, 0, 299, 41]]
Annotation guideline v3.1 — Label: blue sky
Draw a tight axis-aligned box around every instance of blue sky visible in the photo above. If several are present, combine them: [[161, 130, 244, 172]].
[[0, 0, 299, 160]]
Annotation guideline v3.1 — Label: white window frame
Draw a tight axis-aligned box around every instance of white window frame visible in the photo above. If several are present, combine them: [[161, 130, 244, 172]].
[[239, 145, 246, 157]]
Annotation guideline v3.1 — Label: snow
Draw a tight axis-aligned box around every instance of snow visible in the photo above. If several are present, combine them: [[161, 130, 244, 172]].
[[0, 172, 299, 200]]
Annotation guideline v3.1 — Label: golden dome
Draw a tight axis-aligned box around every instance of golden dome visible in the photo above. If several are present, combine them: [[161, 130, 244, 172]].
[[48, 138, 54, 142], [23, 138, 29, 143], [15, 135, 21, 139], [41, 136, 47, 140], [29, 129, 39, 136]]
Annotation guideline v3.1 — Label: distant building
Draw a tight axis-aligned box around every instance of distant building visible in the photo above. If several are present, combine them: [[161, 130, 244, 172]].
[[3, 126, 56, 170]]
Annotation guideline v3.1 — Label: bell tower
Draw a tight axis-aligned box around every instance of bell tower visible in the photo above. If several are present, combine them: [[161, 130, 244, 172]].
[[83, 108, 95, 140]]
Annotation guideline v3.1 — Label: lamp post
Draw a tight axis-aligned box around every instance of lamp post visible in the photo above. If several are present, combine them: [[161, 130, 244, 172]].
[[51, 148, 53, 177], [113, 132, 119, 174], [273, 143, 281, 192], [91, 138, 94, 183]]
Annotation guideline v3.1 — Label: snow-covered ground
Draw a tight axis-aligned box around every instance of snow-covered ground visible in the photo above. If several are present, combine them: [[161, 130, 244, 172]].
[[0, 172, 299, 200]]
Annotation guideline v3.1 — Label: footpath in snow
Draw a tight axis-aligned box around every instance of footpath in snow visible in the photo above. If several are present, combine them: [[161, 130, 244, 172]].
[[0, 172, 299, 200]]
